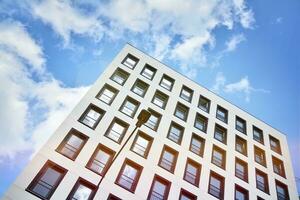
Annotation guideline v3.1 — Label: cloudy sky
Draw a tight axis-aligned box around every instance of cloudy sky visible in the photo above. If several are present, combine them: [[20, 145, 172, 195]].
[[0, 0, 299, 196]]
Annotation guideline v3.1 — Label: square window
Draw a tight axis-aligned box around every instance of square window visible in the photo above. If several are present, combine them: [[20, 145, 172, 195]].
[[236, 116, 247, 134], [144, 109, 162, 131], [131, 79, 149, 97], [275, 180, 289, 200], [179, 189, 197, 200], [67, 178, 96, 200], [174, 102, 189, 121], [216, 105, 228, 123], [97, 84, 119, 105], [131, 131, 153, 158], [235, 158, 248, 182], [105, 118, 129, 144], [236, 135, 247, 156], [167, 122, 184, 145], [189, 133, 205, 157], [79, 104, 105, 129], [235, 184, 249, 200], [115, 159, 143, 192], [255, 169, 269, 194], [180, 85, 194, 102], [211, 145, 226, 169], [254, 146, 266, 167], [122, 54, 139, 69], [198, 95, 210, 113], [158, 145, 178, 173], [107, 194, 122, 200], [272, 156, 286, 178], [194, 113, 208, 132], [86, 144, 115, 176], [141, 64, 157, 80], [119, 96, 140, 118], [214, 124, 227, 144], [183, 158, 201, 187], [147, 174, 171, 200], [159, 74, 175, 91], [208, 171, 225, 200], [152, 90, 169, 109], [253, 126, 264, 144], [110, 68, 130, 85], [269, 135, 282, 155], [56, 129, 88, 160], [26, 160, 67, 200]]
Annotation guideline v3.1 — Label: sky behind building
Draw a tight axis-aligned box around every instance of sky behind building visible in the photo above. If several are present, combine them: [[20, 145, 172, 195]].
[[0, 0, 299, 196]]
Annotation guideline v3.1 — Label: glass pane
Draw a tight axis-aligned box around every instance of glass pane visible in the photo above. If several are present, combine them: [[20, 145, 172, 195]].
[[151, 181, 166, 200], [100, 88, 115, 104], [132, 136, 149, 156], [72, 184, 92, 200], [124, 57, 136, 68], [142, 68, 154, 79], [235, 190, 246, 200], [90, 149, 110, 174], [118, 165, 137, 190]]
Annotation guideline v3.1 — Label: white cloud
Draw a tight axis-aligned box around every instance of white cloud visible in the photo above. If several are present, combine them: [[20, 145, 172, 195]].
[[24, 0, 255, 78], [225, 33, 246, 52], [212, 73, 270, 102], [0, 20, 89, 159], [30, 0, 104, 45]]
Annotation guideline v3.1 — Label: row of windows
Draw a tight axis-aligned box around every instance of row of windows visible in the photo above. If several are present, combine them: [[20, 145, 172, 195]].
[[80, 99, 284, 176], [26, 159, 290, 200], [109, 63, 283, 155]]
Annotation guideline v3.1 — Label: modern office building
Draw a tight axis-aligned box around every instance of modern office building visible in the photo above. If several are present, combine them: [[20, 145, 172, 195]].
[[4, 44, 298, 200]]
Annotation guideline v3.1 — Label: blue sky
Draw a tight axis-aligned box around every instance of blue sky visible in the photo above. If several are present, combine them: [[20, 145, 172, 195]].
[[0, 0, 299, 196]]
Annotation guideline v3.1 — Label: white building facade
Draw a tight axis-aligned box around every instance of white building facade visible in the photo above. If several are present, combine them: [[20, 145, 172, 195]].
[[4, 44, 298, 200]]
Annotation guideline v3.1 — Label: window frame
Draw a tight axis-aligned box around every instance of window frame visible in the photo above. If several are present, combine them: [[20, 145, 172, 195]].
[[211, 145, 226, 169], [119, 96, 140, 118], [131, 78, 149, 97], [235, 135, 248, 156], [97, 84, 119, 105], [272, 156, 286, 178], [235, 157, 248, 182], [189, 133, 205, 157], [158, 145, 179, 173], [122, 53, 139, 69], [236, 116, 247, 134], [179, 188, 197, 200], [235, 184, 249, 200], [78, 104, 105, 129], [194, 113, 208, 133], [56, 129, 88, 161], [255, 168, 269, 194], [144, 108, 162, 131], [254, 145, 267, 167], [159, 74, 175, 91], [115, 158, 143, 193], [66, 177, 96, 200], [26, 160, 67, 200], [86, 144, 115, 176], [141, 64, 157, 80], [208, 171, 225, 200], [130, 131, 153, 159], [269, 135, 282, 155], [151, 90, 169, 109], [180, 85, 194, 103], [216, 105, 228, 124], [104, 118, 129, 144], [147, 174, 171, 200], [174, 102, 189, 121], [110, 67, 130, 86], [183, 158, 201, 187], [214, 124, 227, 144], [107, 194, 122, 200], [253, 126, 264, 144], [167, 121, 184, 145], [275, 180, 290, 200], [198, 95, 211, 113]]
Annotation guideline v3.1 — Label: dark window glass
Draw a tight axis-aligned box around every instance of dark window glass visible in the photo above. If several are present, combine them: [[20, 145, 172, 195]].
[[235, 184, 249, 200], [79, 104, 105, 129], [158, 145, 178, 173], [183, 158, 201, 187], [198, 95, 210, 113], [236, 135, 247, 156], [144, 108, 161, 131], [272, 156, 286, 178], [208, 171, 225, 200], [253, 126, 264, 144], [256, 169, 269, 194], [216, 105, 228, 123], [235, 158, 248, 182], [174, 102, 189, 121], [67, 178, 96, 200], [147, 175, 171, 200], [167, 122, 184, 145], [236, 116, 247, 134], [214, 124, 227, 144], [254, 146, 266, 167], [26, 160, 67, 199], [275, 180, 290, 200], [212, 145, 226, 169], [269, 135, 282, 155], [194, 113, 208, 132], [189, 133, 205, 157], [56, 129, 88, 160], [86, 144, 115, 175]]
